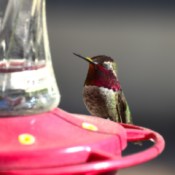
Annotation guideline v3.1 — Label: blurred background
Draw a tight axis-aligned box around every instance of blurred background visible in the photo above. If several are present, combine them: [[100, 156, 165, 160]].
[[46, 0, 174, 174]]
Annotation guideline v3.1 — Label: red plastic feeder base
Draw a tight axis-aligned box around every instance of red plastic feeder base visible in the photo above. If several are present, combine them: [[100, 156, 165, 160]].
[[0, 108, 165, 174]]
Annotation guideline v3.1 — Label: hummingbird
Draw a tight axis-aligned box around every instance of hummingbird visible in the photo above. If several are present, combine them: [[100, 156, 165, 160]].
[[74, 53, 133, 124]]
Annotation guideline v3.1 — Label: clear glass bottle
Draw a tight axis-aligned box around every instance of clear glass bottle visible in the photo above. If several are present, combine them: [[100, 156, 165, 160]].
[[0, 0, 60, 116]]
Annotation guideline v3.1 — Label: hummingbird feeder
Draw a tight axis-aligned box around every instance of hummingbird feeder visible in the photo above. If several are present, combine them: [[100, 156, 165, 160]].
[[0, 0, 165, 175]]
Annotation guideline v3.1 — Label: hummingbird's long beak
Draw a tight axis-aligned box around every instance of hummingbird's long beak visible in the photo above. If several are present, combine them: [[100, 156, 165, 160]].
[[73, 53, 96, 64]]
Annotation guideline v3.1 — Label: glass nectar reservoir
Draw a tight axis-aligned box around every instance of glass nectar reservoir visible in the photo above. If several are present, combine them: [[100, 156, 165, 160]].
[[0, 0, 60, 116]]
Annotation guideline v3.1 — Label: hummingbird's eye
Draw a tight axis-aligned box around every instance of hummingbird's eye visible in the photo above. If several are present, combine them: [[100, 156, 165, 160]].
[[103, 64, 108, 69], [102, 62, 112, 70]]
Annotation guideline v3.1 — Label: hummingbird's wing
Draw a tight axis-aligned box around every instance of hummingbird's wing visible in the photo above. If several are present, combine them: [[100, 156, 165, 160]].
[[116, 91, 133, 124]]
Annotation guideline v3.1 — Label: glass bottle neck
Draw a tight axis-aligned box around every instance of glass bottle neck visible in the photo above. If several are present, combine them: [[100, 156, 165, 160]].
[[0, 0, 50, 67]]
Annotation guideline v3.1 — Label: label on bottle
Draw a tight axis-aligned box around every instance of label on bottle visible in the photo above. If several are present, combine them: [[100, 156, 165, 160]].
[[0, 66, 54, 92]]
